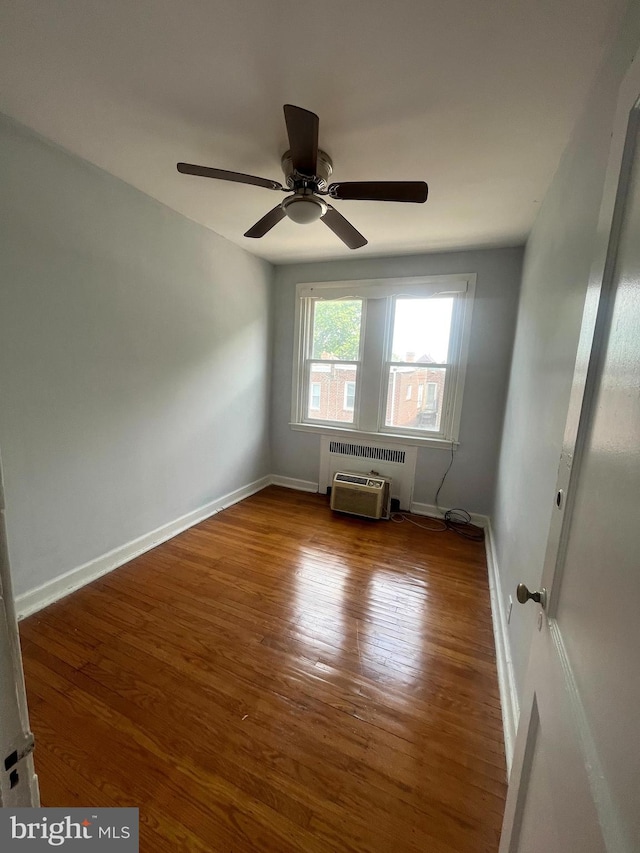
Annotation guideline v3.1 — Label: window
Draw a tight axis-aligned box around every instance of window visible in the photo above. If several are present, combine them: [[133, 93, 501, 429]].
[[302, 299, 362, 424], [343, 381, 356, 411], [425, 382, 438, 410], [292, 275, 475, 444], [310, 382, 321, 410], [419, 381, 440, 430]]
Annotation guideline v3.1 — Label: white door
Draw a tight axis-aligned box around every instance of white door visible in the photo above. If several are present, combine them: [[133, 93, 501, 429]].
[[500, 55, 640, 853], [0, 451, 38, 806]]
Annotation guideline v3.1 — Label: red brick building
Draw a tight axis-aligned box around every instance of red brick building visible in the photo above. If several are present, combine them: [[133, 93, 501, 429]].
[[308, 364, 357, 423], [308, 355, 446, 431], [385, 363, 446, 431]]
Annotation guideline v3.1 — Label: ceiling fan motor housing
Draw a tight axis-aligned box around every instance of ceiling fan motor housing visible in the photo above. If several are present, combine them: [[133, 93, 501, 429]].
[[281, 148, 333, 191]]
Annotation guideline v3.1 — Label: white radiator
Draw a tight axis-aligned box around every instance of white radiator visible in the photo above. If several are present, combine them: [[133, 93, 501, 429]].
[[319, 436, 417, 511]]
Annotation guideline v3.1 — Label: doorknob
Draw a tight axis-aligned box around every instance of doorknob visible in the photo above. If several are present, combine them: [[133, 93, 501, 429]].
[[516, 583, 547, 608]]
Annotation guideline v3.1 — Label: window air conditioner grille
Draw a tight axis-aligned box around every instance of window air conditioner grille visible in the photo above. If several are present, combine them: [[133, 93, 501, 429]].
[[330, 473, 391, 520]]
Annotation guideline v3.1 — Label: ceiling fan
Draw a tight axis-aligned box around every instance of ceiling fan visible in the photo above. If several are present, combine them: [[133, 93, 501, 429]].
[[177, 104, 429, 250]]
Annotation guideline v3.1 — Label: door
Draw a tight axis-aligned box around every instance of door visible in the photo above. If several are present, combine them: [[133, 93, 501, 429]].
[[0, 451, 38, 806], [500, 54, 640, 853]]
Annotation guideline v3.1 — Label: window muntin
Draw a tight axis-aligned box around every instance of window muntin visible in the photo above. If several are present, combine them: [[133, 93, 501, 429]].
[[293, 276, 474, 443]]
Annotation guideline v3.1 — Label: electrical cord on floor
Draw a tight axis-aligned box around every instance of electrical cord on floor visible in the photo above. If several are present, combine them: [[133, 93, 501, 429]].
[[391, 442, 484, 541], [442, 508, 484, 541], [390, 512, 447, 532]]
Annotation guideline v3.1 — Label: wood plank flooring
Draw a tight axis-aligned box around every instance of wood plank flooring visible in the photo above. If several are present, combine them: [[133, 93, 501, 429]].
[[19, 486, 506, 852]]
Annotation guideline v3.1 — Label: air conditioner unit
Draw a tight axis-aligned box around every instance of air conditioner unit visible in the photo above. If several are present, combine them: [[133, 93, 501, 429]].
[[330, 472, 391, 520]]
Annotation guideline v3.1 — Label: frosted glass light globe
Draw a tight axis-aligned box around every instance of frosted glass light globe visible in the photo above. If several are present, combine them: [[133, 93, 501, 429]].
[[283, 194, 327, 224]]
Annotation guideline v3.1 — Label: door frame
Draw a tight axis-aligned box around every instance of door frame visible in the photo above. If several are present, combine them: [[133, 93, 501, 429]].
[[500, 43, 640, 850], [0, 449, 39, 807], [539, 57, 640, 618]]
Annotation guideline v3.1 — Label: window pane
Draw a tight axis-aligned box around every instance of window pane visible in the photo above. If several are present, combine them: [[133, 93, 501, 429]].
[[312, 300, 362, 360], [391, 297, 453, 364], [310, 382, 321, 410], [344, 381, 356, 411], [386, 367, 446, 432], [307, 363, 358, 423]]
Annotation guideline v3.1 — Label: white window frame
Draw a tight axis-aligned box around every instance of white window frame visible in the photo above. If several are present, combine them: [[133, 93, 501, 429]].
[[295, 298, 365, 428], [291, 274, 475, 447], [343, 381, 356, 411]]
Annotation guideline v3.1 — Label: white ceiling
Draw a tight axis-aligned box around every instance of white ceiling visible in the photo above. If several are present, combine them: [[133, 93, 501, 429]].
[[0, 0, 626, 264]]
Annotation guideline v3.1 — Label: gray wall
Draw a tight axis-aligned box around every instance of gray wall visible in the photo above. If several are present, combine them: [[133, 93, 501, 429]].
[[0, 115, 274, 598], [492, 2, 640, 701], [271, 248, 522, 515]]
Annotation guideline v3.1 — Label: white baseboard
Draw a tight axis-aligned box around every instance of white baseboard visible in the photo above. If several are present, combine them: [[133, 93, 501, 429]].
[[269, 475, 318, 493], [15, 475, 271, 620], [411, 502, 518, 773], [484, 518, 519, 776], [410, 500, 489, 529]]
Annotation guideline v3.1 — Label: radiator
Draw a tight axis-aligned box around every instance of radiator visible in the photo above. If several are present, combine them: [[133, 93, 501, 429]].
[[319, 436, 417, 511]]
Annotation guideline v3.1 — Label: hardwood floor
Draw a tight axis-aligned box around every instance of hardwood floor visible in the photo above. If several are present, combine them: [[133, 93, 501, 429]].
[[19, 486, 506, 852]]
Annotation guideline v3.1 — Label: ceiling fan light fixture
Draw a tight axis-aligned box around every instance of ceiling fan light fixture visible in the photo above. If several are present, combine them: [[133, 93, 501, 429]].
[[282, 193, 327, 225]]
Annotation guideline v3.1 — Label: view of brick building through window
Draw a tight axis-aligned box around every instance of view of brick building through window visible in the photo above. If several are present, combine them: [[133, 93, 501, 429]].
[[307, 351, 446, 431], [298, 284, 473, 440], [304, 294, 456, 433], [386, 355, 446, 431]]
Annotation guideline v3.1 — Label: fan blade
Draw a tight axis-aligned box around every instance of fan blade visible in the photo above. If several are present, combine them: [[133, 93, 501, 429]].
[[244, 205, 286, 238], [321, 205, 367, 250], [283, 105, 319, 177], [177, 163, 283, 191], [328, 181, 428, 203]]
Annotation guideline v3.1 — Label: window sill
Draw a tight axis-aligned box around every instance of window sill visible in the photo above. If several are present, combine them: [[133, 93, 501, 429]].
[[289, 422, 458, 449]]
